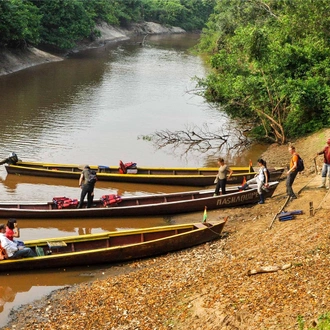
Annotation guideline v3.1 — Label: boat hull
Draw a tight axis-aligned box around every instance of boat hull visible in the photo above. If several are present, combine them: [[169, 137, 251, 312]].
[[0, 221, 226, 272], [0, 182, 279, 219], [4, 161, 284, 186]]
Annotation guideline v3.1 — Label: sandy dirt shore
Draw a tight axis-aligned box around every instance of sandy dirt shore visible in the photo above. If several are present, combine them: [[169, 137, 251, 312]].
[[2, 129, 330, 329]]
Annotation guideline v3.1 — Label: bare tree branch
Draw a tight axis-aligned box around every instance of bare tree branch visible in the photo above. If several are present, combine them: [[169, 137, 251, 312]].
[[139, 122, 253, 160]]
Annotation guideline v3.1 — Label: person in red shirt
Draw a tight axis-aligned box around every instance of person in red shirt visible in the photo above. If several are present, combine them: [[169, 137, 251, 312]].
[[5, 219, 19, 241], [5, 218, 24, 247], [315, 138, 330, 189], [286, 146, 299, 199]]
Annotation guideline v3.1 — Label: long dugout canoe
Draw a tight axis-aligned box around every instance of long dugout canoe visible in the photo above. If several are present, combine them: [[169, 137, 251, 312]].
[[0, 182, 279, 219], [0, 221, 226, 272], [4, 161, 284, 186]]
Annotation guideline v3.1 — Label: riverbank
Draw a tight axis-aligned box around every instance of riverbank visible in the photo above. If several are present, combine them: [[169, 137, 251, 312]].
[[0, 22, 185, 76], [2, 128, 330, 329]]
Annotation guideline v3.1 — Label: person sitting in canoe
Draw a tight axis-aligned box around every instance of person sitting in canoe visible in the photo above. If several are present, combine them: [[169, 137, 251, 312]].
[[77, 165, 97, 208], [0, 224, 36, 259], [214, 158, 233, 196], [6, 218, 24, 247], [239, 158, 270, 204]]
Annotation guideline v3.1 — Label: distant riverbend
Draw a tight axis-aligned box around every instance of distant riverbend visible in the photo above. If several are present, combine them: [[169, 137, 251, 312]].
[[0, 22, 185, 76]]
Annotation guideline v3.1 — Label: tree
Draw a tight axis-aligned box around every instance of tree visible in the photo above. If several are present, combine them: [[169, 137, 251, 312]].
[[197, 0, 330, 143], [31, 0, 96, 49], [0, 0, 41, 47]]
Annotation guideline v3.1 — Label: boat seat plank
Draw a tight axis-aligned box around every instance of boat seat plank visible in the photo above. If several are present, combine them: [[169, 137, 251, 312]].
[[194, 223, 206, 229], [47, 241, 67, 248]]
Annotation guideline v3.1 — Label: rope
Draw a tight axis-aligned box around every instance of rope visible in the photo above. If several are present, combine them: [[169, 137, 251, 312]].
[[206, 217, 229, 237]]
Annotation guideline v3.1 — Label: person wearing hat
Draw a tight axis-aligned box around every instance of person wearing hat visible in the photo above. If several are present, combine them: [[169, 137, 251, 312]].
[[0, 224, 36, 258], [77, 165, 97, 208], [315, 138, 330, 189]]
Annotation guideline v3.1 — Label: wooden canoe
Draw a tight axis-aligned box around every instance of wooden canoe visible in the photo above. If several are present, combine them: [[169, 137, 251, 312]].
[[4, 161, 284, 186], [0, 221, 226, 272], [0, 182, 279, 219]]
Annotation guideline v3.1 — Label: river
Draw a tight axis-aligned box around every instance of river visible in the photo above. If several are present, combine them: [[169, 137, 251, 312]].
[[0, 33, 267, 326]]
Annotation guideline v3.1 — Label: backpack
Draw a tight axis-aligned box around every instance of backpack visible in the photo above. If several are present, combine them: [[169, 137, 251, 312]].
[[0, 244, 8, 260], [88, 170, 97, 184], [296, 155, 305, 172]]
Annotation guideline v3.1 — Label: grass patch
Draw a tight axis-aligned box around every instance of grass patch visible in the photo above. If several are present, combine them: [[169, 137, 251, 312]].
[[298, 312, 330, 329]]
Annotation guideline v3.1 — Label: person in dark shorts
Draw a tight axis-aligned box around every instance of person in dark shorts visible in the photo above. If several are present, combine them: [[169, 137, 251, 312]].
[[77, 165, 97, 208]]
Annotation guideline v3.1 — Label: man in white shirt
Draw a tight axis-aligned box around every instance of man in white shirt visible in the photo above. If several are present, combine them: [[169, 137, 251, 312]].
[[0, 224, 36, 258]]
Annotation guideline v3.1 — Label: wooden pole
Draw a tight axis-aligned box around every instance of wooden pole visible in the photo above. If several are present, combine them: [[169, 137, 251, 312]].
[[268, 196, 290, 230], [314, 158, 317, 175], [309, 201, 314, 216]]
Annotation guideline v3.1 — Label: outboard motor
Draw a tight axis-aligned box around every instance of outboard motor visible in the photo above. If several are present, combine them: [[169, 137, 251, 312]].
[[0, 152, 18, 165], [7, 152, 18, 164]]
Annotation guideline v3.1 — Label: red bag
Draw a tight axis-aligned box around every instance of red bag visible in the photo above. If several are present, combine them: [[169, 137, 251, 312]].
[[53, 197, 79, 209], [100, 194, 122, 207]]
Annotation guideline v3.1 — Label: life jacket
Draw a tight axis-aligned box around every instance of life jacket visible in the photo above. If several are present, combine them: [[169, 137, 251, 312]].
[[53, 197, 79, 209], [119, 160, 137, 174], [100, 194, 122, 207], [119, 160, 126, 174], [124, 162, 137, 169]]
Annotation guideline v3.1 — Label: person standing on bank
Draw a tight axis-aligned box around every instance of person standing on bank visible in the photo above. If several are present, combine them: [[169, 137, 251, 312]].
[[286, 146, 299, 199], [214, 158, 233, 196], [315, 138, 330, 189], [77, 165, 97, 208], [240, 158, 269, 204], [0, 224, 36, 258]]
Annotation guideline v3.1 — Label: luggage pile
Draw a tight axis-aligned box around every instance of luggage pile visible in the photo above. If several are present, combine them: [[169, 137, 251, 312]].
[[53, 197, 79, 209], [100, 194, 122, 207], [119, 160, 137, 174], [278, 210, 303, 221]]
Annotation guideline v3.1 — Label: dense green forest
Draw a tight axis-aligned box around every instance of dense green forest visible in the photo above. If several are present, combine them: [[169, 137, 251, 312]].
[[0, 0, 215, 49], [197, 0, 330, 143]]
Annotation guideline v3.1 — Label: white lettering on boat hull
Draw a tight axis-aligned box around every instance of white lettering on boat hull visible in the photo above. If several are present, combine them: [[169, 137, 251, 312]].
[[216, 191, 259, 205]]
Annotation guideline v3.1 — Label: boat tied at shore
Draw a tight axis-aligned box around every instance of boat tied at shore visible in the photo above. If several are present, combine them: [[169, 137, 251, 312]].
[[0, 221, 227, 272], [0, 182, 279, 219], [2, 157, 285, 186]]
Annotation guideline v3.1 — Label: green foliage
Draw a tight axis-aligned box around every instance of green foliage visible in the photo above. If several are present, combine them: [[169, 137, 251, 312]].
[[197, 0, 330, 142], [0, 0, 214, 49], [0, 0, 41, 47], [31, 0, 96, 49], [298, 312, 330, 329], [141, 0, 215, 30]]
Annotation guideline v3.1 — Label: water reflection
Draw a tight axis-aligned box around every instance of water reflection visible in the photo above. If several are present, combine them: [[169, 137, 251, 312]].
[[0, 167, 200, 202], [16, 216, 171, 241], [0, 266, 115, 327]]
